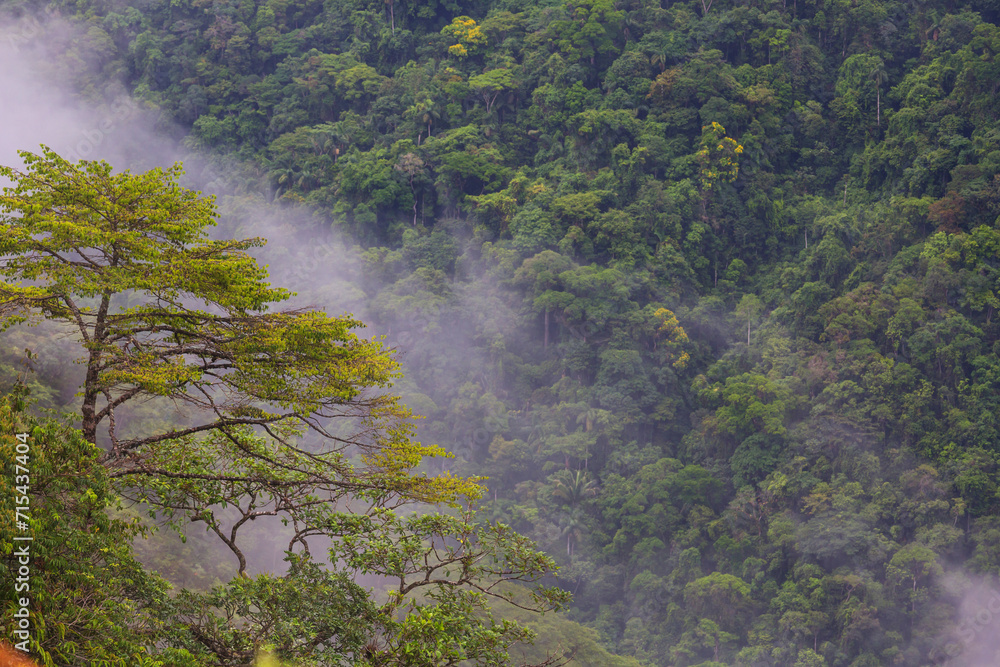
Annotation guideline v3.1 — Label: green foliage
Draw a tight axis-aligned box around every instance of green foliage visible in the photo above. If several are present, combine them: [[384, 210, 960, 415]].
[[0, 149, 567, 667], [19, 0, 1000, 663], [546, 0, 624, 68], [164, 556, 375, 666], [0, 147, 478, 509], [164, 506, 571, 666], [0, 391, 169, 666]]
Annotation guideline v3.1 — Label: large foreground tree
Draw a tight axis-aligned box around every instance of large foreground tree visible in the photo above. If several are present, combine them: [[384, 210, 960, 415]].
[[0, 148, 427, 478], [0, 148, 569, 666]]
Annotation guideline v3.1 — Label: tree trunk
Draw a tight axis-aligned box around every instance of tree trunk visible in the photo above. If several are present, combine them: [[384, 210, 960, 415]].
[[81, 358, 100, 444], [82, 292, 111, 445], [410, 176, 417, 226], [544, 308, 549, 350], [876, 86, 881, 127]]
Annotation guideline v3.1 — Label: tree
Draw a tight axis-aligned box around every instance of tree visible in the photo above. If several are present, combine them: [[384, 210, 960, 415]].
[[469, 68, 516, 118], [886, 543, 942, 614], [0, 148, 432, 487], [832, 53, 887, 139], [547, 0, 625, 67], [550, 469, 598, 509], [441, 16, 486, 59], [556, 507, 589, 557], [869, 58, 888, 128], [683, 572, 753, 632], [695, 122, 743, 230], [736, 294, 764, 345], [168, 510, 572, 666], [394, 151, 426, 226], [696, 122, 743, 194], [708, 373, 791, 439], [0, 149, 569, 666]]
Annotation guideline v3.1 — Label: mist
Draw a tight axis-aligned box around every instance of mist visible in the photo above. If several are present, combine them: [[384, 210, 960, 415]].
[[0, 8, 500, 596], [6, 3, 994, 666], [0, 11, 383, 583]]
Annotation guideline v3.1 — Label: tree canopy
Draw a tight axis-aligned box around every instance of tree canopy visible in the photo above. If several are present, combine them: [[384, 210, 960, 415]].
[[8, 0, 1000, 663]]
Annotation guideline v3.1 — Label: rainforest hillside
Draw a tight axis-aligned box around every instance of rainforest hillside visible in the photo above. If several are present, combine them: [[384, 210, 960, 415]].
[[5, 0, 1000, 664]]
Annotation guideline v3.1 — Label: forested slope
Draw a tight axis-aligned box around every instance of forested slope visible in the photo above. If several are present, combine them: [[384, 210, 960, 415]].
[[8, 0, 1000, 663]]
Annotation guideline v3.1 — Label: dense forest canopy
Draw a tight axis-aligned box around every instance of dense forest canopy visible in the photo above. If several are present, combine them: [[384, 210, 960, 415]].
[[4, 0, 1000, 664]]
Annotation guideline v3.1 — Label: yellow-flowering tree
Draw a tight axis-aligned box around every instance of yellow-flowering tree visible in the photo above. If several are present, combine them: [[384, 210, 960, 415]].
[[652, 307, 691, 369], [694, 122, 743, 229], [696, 121, 743, 192], [441, 16, 486, 58]]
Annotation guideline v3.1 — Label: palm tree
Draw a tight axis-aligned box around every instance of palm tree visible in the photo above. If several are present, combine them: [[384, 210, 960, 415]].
[[550, 469, 598, 509], [650, 51, 668, 72], [265, 154, 298, 199], [311, 124, 340, 158], [556, 508, 588, 558], [295, 166, 318, 191], [422, 99, 443, 138]]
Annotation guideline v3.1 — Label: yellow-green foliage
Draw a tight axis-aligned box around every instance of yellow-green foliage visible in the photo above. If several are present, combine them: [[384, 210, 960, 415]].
[[0, 147, 484, 510], [696, 122, 743, 191], [441, 16, 486, 58]]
